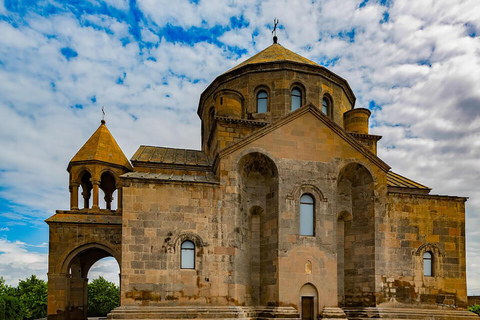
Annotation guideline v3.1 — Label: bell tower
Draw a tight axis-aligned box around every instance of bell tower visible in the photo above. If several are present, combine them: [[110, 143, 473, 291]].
[[46, 120, 132, 320], [67, 120, 132, 212]]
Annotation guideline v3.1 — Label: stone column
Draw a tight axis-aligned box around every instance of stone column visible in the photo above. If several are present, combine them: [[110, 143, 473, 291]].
[[70, 183, 79, 210], [47, 272, 69, 320], [116, 183, 123, 213], [92, 179, 100, 210]]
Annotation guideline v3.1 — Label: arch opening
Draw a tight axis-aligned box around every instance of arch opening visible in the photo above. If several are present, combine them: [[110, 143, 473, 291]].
[[336, 163, 375, 307], [238, 152, 278, 306], [80, 171, 92, 209], [300, 283, 318, 320], [100, 171, 116, 210], [65, 246, 120, 320]]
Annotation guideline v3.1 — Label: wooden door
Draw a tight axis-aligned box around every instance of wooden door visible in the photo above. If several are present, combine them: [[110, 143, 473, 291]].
[[301, 296, 314, 320]]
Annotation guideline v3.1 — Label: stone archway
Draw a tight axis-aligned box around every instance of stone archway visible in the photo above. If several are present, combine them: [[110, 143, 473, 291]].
[[46, 214, 122, 320], [63, 244, 120, 320]]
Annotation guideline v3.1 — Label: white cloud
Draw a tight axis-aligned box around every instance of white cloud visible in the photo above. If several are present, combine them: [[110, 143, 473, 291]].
[[102, 0, 129, 11], [0, 239, 48, 286]]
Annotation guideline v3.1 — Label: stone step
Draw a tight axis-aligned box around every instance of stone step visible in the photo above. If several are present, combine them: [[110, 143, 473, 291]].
[[321, 306, 348, 320], [342, 307, 479, 320], [107, 306, 300, 320]]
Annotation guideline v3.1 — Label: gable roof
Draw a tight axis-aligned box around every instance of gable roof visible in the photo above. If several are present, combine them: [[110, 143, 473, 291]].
[[226, 43, 320, 73], [218, 103, 391, 172], [131, 146, 211, 168], [70, 121, 132, 170], [387, 171, 431, 191]]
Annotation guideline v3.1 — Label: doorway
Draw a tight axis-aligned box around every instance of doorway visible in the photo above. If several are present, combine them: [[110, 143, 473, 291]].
[[302, 296, 314, 320]]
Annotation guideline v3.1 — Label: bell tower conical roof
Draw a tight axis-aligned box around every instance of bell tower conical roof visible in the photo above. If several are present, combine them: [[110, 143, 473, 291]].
[[69, 120, 133, 171]]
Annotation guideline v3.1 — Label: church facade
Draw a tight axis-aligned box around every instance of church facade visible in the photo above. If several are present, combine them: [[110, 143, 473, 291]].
[[46, 41, 476, 320]]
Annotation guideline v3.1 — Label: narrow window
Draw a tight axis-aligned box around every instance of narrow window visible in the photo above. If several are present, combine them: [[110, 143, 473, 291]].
[[300, 194, 314, 236], [291, 88, 302, 111], [257, 90, 268, 113], [423, 251, 433, 276], [322, 97, 329, 115], [209, 108, 215, 128], [181, 240, 195, 269]]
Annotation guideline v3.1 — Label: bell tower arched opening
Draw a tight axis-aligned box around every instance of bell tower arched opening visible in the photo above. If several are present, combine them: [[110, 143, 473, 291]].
[[100, 171, 117, 210], [80, 171, 92, 209]]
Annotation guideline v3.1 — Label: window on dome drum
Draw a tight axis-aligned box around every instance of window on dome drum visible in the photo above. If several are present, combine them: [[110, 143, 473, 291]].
[[257, 90, 268, 113], [322, 97, 329, 115], [300, 194, 314, 236], [291, 88, 302, 111], [181, 240, 195, 269], [423, 251, 433, 276]]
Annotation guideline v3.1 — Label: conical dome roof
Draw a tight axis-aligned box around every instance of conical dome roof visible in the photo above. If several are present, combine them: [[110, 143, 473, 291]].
[[226, 42, 320, 73], [70, 120, 132, 170]]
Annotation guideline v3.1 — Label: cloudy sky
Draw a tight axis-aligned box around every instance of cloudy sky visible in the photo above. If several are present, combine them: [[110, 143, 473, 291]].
[[0, 0, 479, 294]]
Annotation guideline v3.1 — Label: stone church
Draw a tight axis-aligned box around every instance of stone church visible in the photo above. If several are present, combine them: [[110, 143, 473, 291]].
[[46, 39, 477, 320]]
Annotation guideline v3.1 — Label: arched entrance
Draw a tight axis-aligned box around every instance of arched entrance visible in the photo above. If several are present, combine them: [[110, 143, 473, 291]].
[[300, 283, 318, 320], [63, 244, 120, 320]]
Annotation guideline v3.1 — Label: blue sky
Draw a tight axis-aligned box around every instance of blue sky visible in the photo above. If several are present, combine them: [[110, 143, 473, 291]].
[[0, 0, 480, 294]]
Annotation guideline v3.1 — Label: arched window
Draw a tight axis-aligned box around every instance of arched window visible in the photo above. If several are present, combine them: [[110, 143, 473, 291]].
[[300, 194, 314, 236], [322, 97, 329, 115], [423, 251, 433, 276], [257, 90, 268, 113], [291, 88, 302, 111], [181, 240, 195, 269]]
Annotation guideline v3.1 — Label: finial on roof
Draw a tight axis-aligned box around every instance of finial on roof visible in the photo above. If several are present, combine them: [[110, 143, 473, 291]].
[[101, 106, 106, 124], [272, 18, 279, 44]]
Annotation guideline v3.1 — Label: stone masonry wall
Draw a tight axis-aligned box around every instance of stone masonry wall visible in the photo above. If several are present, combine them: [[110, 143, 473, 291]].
[[121, 179, 241, 306], [380, 192, 468, 309], [47, 215, 122, 319], [218, 109, 389, 312]]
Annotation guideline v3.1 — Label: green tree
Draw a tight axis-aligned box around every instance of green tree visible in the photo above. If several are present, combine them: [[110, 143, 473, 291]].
[[469, 304, 480, 315], [87, 276, 119, 317], [0, 277, 24, 320], [17, 275, 47, 319]]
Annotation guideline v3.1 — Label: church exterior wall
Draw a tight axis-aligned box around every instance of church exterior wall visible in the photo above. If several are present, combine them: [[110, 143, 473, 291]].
[[120, 178, 242, 306], [380, 192, 468, 308], [219, 110, 390, 310]]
